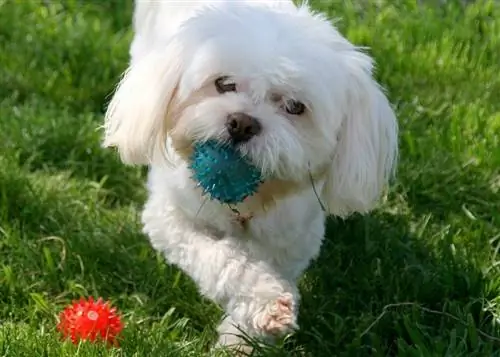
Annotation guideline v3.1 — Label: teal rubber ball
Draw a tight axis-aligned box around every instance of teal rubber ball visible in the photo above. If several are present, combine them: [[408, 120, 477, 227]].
[[189, 140, 263, 204]]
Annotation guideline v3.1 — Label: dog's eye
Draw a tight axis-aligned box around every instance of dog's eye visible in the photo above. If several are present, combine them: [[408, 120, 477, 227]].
[[215, 76, 237, 94], [285, 100, 306, 115]]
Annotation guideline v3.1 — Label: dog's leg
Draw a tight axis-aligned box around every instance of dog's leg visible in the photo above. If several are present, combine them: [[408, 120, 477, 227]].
[[142, 205, 299, 344]]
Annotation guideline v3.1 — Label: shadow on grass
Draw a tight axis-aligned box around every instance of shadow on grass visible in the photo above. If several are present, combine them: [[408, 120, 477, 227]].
[[291, 210, 499, 356]]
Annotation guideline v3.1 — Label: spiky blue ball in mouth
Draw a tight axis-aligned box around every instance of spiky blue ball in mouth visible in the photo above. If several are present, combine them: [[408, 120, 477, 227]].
[[189, 140, 263, 204]]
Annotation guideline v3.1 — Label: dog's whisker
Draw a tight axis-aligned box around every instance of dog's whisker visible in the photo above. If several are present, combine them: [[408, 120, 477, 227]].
[[195, 196, 209, 219], [308, 164, 327, 213]]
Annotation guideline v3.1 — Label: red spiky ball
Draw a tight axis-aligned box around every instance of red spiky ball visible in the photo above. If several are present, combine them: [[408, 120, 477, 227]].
[[57, 297, 124, 346]]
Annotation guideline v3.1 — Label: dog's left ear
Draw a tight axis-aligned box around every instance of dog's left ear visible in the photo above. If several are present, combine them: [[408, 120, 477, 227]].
[[321, 52, 398, 217]]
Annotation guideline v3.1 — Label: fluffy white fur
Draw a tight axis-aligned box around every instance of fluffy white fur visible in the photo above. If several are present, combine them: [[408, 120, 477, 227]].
[[103, 0, 398, 350]]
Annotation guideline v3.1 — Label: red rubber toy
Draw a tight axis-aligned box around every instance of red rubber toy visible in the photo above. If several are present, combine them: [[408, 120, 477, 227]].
[[57, 297, 124, 346]]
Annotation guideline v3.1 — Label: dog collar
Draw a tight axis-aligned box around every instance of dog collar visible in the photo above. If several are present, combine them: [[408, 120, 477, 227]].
[[228, 205, 253, 229]]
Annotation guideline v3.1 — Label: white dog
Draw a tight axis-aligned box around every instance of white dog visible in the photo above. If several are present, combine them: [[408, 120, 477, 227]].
[[103, 0, 398, 351]]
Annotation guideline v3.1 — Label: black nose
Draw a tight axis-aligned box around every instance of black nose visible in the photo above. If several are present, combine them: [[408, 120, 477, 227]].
[[225, 113, 262, 143]]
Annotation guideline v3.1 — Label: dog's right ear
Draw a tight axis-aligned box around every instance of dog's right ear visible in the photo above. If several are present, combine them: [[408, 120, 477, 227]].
[[103, 41, 183, 165]]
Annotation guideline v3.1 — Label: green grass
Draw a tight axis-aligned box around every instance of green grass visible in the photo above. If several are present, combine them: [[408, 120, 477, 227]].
[[0, 0, 499, 355]]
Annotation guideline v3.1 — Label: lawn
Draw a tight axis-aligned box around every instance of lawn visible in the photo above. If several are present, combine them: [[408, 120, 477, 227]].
[[0, 0, 499, 356]]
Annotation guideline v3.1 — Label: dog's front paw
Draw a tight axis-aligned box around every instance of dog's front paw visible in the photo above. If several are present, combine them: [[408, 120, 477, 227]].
[[254, 293, 298, 337]]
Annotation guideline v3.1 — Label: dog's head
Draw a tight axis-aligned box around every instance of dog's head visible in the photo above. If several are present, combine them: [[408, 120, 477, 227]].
[[103, 3, 398, 217]]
